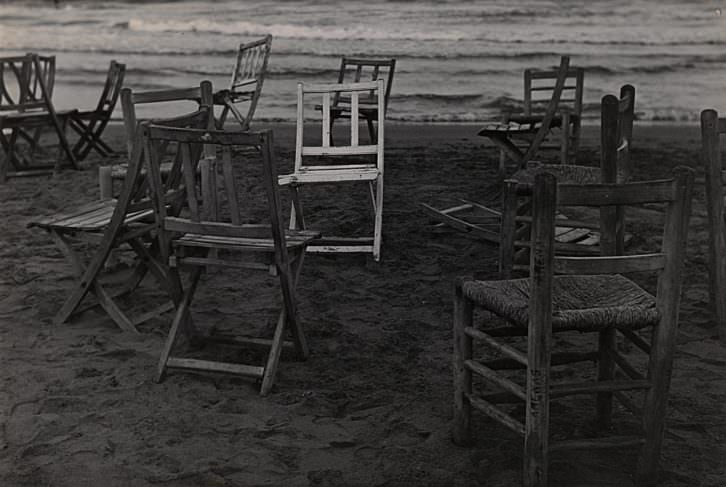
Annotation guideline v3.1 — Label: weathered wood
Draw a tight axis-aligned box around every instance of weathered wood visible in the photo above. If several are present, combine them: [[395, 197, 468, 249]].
[[553, 253, 666, 275], [465, 359, 526, 400], [453, 278, 474, 445], [464, 326, 527, 365], [550, 436, 644, 453], [466, 393, 526, 436]]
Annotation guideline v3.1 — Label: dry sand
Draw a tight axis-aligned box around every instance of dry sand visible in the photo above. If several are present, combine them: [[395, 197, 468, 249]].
[[0, 122, 724, 486]]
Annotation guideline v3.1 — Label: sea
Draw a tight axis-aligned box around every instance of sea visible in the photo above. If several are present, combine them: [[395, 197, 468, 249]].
[[1, 0, 725, 123]]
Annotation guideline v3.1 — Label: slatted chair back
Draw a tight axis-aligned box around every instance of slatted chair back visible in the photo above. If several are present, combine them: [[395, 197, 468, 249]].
[[91, 60, 126, 120], [295, 79, 384, 173], [121, 84, 213, 159], [333, 57, 395, 116], [701, 109, 726, 344], [0, 54, 55, 113]]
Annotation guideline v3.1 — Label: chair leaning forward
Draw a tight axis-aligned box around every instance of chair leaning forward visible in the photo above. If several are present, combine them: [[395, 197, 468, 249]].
[[279, 79, 385, 261], [479, 56, 571, 178], [0, 53, 78, 181], [28, 82, 214, 333], [68, 60, 126, 160], [453, 168, 694, 486], [148, 126, 319, 395], [700, 109, 726, 345], [213, 34, 272, 130]]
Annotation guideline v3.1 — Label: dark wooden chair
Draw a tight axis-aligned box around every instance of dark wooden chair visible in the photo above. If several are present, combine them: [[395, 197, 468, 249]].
[[700, 109, 726, 345], [69, 60, 126, 160], [318, 57, 395, 144], [213, 34, 272, 130], [147, 126, 318, 395], [453, 167, 694, 486], [28, 82, 214, 333], [0, 53, 78, 181], [279, 80, 385, 261], [478, 56, 571, 178]]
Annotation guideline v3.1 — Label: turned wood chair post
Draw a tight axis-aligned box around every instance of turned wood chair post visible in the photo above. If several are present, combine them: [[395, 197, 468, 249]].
[[452, 276, 474, 446], [700, 109, 726, 345]]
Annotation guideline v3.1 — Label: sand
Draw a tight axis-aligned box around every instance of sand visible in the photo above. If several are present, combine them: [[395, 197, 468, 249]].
[[0, 122, 724, 487]]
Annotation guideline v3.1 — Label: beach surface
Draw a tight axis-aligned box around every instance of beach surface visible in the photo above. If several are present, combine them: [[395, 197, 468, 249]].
[[0, 121, 725, 486]]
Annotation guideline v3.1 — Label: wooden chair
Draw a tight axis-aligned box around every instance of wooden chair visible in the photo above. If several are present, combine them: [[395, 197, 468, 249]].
[[453, 168, 694, 486], [28, 82, 214, 333], [147, 126, 318, 395], [0, 53, 78, 181], [319, 57, 395, 144], [68, 60, 126, 160], [499, 85, 636, 274], [423, 84, 635, 249], [213, 34, 272, 130], [478, 56, 571, 178], [700, 109, 726, 345], [505, 62, 585, 166], [278, 80, 385, 261], [98, 83, 215, 197]]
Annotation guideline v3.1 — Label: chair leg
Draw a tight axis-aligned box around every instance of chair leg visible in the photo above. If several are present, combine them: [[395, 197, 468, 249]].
[[452, 278, 473, 446], [156, 266, 203, 383], [259, 307, 287, 396], [635, 323, 678, 485], [289, 185, 305, 231], [524, 312, 551, 487], [560, 112, 571, 164], [596, 328, 616, 429], [372, 175, 384, 261]]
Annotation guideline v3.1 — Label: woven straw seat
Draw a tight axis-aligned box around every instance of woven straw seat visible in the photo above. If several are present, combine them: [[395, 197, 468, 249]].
[[462, 274, 658, 331]]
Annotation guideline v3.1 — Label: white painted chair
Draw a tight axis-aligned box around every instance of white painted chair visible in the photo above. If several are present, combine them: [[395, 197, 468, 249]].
[[278, 80, 385, 261]]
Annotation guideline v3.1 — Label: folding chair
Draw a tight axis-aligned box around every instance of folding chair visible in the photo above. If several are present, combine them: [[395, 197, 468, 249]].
[[279, 79, 385, 261], [0, 53, 78, 181], [422, 84, 635, 249], [69, 60, 126, 160], [700, 109, 726, 345], [28, 82, 214, 333], [453, 168, 694, 486], [213, 34, 272, 130], [147, 126, 318, 395], [98, 83, 214, 197], [478, 56, 571, 178], [319, 57, 395, 144]]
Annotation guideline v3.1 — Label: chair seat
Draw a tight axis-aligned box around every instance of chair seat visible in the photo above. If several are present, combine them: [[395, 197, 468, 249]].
[[278, 167, 380, 185], [29, 199, 153, 231], [462, 274, 659, 331], [174, 229, 320, 252]]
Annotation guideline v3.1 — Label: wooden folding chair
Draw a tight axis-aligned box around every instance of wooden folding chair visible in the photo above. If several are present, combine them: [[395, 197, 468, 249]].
[[69, 60, 126, 160], [147, 126, 318, 395], [0, 53, 78, 181], [478, 56, 571, 178], [506, 62, 585, 166], [423, 84, 635, 249], [213, 34, 272, 130], [98, 83, 215, 197], [319, 57, 395, 144], [278, 80, 385, 261], [28, 82, 214, 333], [700, 109, 726, 345], [453, 167, 694, 486]]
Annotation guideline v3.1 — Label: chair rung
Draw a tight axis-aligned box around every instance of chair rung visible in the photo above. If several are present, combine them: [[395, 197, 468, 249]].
[[483, 351, 598, 370], [550, 435, 644, 453], [205, 334, 296, 350], [166, 357, 264, 378], [130, 301, 175, 326], [464, 326, 527, 365], [465, 393, 525, 436], [464, 360, 526, 400], [551, 379, 650, 398]]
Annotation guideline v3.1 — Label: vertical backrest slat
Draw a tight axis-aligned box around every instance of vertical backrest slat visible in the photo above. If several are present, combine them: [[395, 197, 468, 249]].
[[523, 69, 533, 116], [351, 91, 359, 147], [322, 91, 331, 148], [221, 146, 241, 225], [181, 142, 201, 222], [376, 78, 384, 169], [295, 82, 304, 171]]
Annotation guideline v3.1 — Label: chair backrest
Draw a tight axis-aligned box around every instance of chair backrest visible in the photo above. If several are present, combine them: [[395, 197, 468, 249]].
[[0, 53, 55, 113], [230, 34, 272, 95], [334, 57, 395, 115], [143, 126, 291, 267], [524, 62, 584, 119], [528, 167, 693, 329], [295, 80, 384, 173], [701, 109, 726, 344], [121, 82, 214, 158], [91, 60, 126, 116], [519, 56, 570, 164]]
